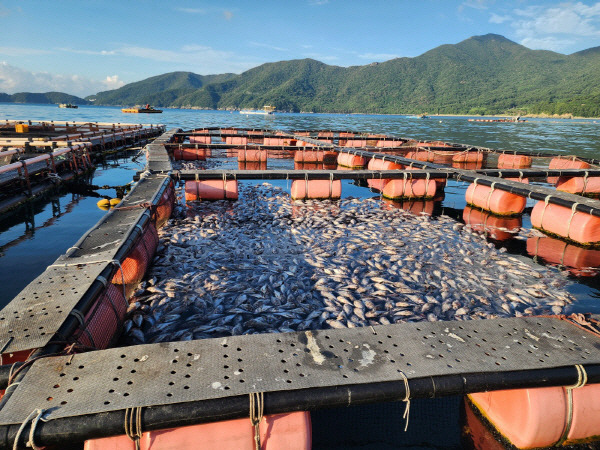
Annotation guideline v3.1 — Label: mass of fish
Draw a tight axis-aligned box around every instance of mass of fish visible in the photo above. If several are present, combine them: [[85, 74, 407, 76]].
[[121, 183, 575, 345]]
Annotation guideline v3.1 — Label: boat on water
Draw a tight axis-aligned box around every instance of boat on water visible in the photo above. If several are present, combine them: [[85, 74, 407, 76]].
[[58, 103, 78, 109], [240, 105, 275, 115], [408, 114, 429, 119], [122, 104, 163, 114]]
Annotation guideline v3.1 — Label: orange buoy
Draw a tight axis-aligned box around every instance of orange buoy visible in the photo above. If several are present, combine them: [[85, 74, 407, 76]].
[[498, 154, 532, 169], [337, 152, 366, 168], [225, 136, 248, 145], [154, 186, 174, 229], [548, 156, 591, 184], [237, 148, 267, 162], [376, 140, 405, 148], [291, 179, 341, 200], [406, 150, 435, 162], [345, 139, 368, 147], [189, 135, 211, 144], [173, 148, 208, 161], [382, 175, 437, 200], [465, 182, 526, 216], [468, 384, 600, 448], [75, 284, 126, 350], [294, 149, 336, 163], [530, 201, 600, 246], [84, 412, 312, 450], [526, 235, 600, 276], [463, 206, 522, 241], [264, 137, 286, 146], [417, 141, 451, 148], [111, 224, 158, 287], [556, 175, 600, 196], [366, 158, 404, 191], [453, 151, 483, 163], [185, 180, 239, 202], [452, 161, 483, 170], [239, 161, 267, 170]]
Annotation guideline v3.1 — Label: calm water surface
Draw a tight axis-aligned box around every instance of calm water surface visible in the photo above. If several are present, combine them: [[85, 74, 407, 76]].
[[0, 104, 599, 448]]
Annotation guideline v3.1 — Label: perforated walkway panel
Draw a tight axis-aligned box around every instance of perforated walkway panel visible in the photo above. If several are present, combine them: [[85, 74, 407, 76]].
[[0, 316, 599, 424]]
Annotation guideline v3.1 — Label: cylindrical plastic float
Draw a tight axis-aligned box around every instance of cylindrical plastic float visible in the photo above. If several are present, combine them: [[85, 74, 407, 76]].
[[111, 223, 159, 289], [497, 154, 532, 169], [453, 151, 484, 163], [294, 149, 336, 163], [468, 384, 600, 449], [548, 156, 590, 184], [239, 161, 267, 171], [291, 179, 341, 200], [345, 139, 368, 148], [189, 135, 211, 144], [366, 158, 404, 191], [406, 150, 435, 162], [527, 235, 600, 276], [337, 152, 366, 168], [463, 206, 522, 241], [382, 171, 438, 200], [452, 161, 483, 170], [237, 148, 267, 162], [226, 136, 248, 145], [556, 175, 600, 196], [530, 201, 600, 246], [173, 148, 208, 161], [465, 181, 527, 216], [154, 184, 175, 229], [84, 412, 312, 450], [74, 284, 127, 350], [185, 180, 239, 202], [376, 140, 405, 148]]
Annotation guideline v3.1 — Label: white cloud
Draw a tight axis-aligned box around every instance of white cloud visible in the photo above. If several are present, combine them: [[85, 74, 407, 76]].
[[309, 0, 329, 5], [0, 62, 124, 97], [489, 13, 510, 23], [115, 44, 257, 73], [0, 46, 52, 56], [489, 2, 600, 52], [461, 0, 493, 10], [249, 41, 289, 52]]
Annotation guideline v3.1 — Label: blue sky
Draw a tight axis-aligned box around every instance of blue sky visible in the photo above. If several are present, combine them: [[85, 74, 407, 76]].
[[2, 0, 600, 96]]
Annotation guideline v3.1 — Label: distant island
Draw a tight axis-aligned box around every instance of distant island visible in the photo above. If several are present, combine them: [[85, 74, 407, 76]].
[[3, 34, 600, 117], [0, 92, 90, 105]]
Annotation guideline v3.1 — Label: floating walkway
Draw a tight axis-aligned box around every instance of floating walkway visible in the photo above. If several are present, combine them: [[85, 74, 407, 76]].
[[0, 126, 599, 448], [0, 120, 164, 213]]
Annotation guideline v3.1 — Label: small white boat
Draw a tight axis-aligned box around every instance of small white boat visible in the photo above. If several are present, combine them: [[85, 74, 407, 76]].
[[240, 105, 275, 115]]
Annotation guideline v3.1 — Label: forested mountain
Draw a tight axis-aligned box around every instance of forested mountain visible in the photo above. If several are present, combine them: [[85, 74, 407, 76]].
[[8, 35, 600, 116], [87, 71, 236, 107], [0, 92, 90, 105]]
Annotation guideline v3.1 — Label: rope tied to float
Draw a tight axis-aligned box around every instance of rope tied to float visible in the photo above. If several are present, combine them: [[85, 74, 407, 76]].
[[124, 406, 143, 450], [485, 182, 496, 211], [69, 309, 97, 350], [398, 370, 411, 432], [249, 392, 264, 450], [12, 408, 46, 450], [329, 172, 334, 198], [565, 203, 579, 240], [539, 195, 552, 228], [556, 364, 588, 446]]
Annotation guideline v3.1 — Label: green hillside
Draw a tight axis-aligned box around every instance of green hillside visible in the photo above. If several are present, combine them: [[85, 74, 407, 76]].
[[87, 71, 236, 107], [0, 92, 90, 105], [82, 34, 600, 116]]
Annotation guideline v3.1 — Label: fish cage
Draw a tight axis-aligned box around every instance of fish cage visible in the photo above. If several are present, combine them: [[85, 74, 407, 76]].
[[0, 127, 600, 449]]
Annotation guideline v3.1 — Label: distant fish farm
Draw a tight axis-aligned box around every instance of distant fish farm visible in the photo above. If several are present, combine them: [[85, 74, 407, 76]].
[[1, 125, 600, 449]]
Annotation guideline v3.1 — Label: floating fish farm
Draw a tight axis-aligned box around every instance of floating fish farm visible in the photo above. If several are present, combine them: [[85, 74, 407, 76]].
[[0, 119, 164, 214], [1, 126, 600, 449]]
